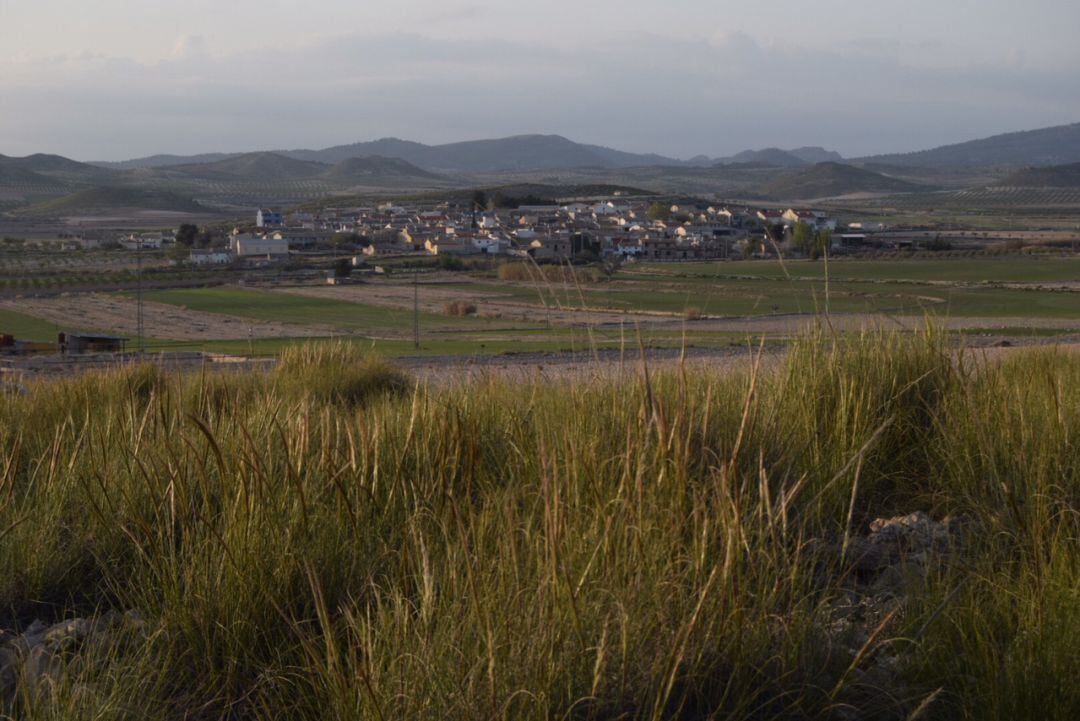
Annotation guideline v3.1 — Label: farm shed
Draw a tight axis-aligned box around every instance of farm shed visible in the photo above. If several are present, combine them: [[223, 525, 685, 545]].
[[64, 333, 128, 354]]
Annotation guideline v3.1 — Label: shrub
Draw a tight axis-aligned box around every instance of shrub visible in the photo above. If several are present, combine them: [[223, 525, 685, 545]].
[[443, 300, 478, 316], [274, 341, 412, 407], [683, 306, 704, 320]]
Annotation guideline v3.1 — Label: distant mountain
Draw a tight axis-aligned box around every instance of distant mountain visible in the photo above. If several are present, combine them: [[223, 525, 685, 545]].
[[167, 152, 330, 180], [0, 163, 54, 185], [106, 135, 689, 175], [16, 187, 208, 216], [93, 152, 240, 170], [288, 134, 687, 173], [285, 138, 435, 166], [787, 147, 844, 164], [763, 162, 925, 199], [858, 122, 1080, 168], [321, 156, 448, 183], [1000, 162, 1080, 187], [722, 148, 809, 167], [0, 153, 116, 183]]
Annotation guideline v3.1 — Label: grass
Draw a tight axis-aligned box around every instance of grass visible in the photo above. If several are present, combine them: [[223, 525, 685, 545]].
[[637, 257, 1080, 284], [0, 307, 59, 341], [138, 286, 495, 333], [0, 328, 1076, 719], [469, 274, 1080, 320]]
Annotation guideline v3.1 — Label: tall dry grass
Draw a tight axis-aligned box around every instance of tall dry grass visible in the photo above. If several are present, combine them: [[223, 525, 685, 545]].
[[0, 331, 1075, 720]]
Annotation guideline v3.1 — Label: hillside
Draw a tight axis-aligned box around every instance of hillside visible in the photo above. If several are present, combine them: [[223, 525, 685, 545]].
[[787, 146, 844, 164], [111, 135, 689, 174], [167, 152, 329, 180], [0, 163, 54, 185], [1000, 162, 1080, 187], [0, 153, 116, 183], [859, 121, 1080, 168], [763, 162, 925, 199], [92, 152, 241, 170], [716, 147, 843, 167], [320, 156, 448, 184], [722, 148, 808, 167], [16, 186, 209, 216]]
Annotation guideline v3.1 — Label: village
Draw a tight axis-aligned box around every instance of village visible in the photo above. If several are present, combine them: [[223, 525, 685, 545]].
[[104, 199, 901, 268], [191, 200, 898, 267]]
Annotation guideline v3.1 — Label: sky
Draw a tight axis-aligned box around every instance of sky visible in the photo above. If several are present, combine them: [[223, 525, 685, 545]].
[[1, 0, 1079, 161]]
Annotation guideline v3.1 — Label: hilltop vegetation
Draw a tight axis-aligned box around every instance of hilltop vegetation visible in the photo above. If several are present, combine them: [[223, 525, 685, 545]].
[[15, 186, 208, 216], [763, 162, 926, 199], [0, 332, 1077, 719], [859, 121, 1080, 168], [1001, 162, 1080, 187]]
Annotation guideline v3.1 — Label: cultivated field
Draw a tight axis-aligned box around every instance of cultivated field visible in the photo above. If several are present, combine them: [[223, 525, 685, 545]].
[[1, 256, 1078, 359]]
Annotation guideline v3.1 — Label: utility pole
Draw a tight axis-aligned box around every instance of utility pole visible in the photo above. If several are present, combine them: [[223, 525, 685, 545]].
[[413, 267, 420, 350]]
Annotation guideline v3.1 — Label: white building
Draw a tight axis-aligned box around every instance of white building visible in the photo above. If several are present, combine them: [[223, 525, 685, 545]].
[[231, 234, 289, 258], [189, 250, 233, 266]]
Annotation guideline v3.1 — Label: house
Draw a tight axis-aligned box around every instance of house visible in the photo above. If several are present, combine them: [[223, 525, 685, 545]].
[[528, 237, 573, 261], [189, 250, 233, 266], [782, 209, 837, 231], [472, 236, 512, 254], [231, 234, 289, 258], [424, 238, 477, 256], [256, 209, 284, 228], [119, 232, 169, 250], [757, 209, 784, 225]]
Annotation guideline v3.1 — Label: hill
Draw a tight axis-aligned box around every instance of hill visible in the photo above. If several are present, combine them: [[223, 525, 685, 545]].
[[717, 147, 843, 167], [0, 163, 54, 185], [763, 162, 925, 199], [16, 187, 209, 216], [291, 135, 687, 173], [167, 152, 329, 180], [92, 152, 241, 170], [723, 148, 807, 167], [110, 136, 689, 174], [320, 156, 448, 184], [787, 146, 844, 164], [858, 122, 1080, 168], [0, 153, 116, 183], [1000, 162, 1080, 187]]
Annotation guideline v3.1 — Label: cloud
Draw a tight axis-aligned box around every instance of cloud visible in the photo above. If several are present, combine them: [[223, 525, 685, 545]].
[[171, 34, 207, 59], [1, 31, 1077, 160]]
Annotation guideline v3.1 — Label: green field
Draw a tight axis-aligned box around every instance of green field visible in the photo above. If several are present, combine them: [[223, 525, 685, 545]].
[[139, 286, 512, 334], [4, 256, 1078, 359], [0, 307, 60, 341], [466, 269, 1080, 320], [635, 257, 1080, 283]]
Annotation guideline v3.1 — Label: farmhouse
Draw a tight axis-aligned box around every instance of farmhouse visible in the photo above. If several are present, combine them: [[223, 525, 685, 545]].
[[189, 250, 233, 266], [230, 234, 290, 258], [256, 209, 284, 228]]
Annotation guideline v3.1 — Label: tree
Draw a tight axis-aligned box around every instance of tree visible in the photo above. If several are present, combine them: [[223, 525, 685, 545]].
[[332, 232, 367, 249], [471, 190, 488, 211], [647, 202, 671, 221], [332, 258, 352, 278], [793, 222, 816, 255], [174, 223, 199, 247]]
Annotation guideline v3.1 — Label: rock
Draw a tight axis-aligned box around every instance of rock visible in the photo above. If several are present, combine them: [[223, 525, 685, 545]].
[[44, 618, 92, 651], [1, 610, 146, 709], [848, 511, 960, 578]]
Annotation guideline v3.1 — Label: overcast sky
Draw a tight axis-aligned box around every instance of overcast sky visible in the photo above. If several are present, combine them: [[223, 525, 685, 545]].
[[2, 0, 1078, 161]]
